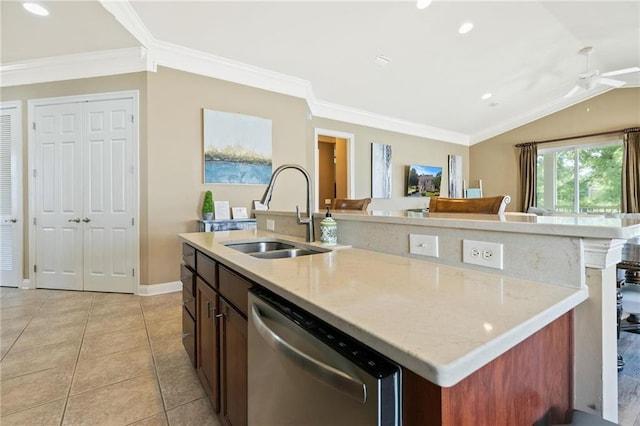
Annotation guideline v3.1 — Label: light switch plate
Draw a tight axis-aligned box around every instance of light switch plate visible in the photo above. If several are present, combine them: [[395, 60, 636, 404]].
[[409, 234, 439, 257]]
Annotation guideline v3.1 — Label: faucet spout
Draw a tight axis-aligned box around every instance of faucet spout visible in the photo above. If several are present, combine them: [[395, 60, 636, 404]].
[[260, 164, 315, 242]]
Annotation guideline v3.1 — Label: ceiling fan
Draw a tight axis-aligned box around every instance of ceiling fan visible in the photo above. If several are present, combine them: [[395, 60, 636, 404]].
[[564, 46, 640, 98]]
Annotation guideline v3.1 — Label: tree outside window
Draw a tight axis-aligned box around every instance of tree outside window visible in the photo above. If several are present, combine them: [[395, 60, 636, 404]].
[[536, 142, 622, 213]]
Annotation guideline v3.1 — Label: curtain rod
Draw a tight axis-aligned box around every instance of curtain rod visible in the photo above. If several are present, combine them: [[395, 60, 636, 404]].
[[514, 127, 639, 148]]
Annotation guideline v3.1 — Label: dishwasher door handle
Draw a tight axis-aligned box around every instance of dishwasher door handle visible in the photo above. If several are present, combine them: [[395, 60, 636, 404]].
[[250, 303, 367, 404]]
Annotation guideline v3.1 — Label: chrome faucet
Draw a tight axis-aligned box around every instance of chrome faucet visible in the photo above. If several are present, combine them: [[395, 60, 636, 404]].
[[260, 164, 315, 242]]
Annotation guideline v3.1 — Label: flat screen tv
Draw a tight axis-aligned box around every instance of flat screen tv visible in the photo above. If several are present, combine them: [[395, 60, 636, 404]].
[[407, 165, 442, 197]]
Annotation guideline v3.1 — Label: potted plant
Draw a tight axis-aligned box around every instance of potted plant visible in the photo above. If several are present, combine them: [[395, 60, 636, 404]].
[[202, 190, 214, 220]]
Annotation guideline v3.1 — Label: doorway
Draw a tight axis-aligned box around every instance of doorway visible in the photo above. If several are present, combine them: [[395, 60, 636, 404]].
[[1, 101, 23, 288], [314, 129, 354, 211], [28, 91, 139, 293]]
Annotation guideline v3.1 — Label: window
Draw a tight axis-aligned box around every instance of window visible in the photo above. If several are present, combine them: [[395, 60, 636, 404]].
[[536, 140, 623, 213]]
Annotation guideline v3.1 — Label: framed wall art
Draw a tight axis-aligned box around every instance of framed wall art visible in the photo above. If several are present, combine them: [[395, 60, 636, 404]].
[[371, 143, 392, 198], [448, 155, 463, 198], [203, 109, 272, 184]]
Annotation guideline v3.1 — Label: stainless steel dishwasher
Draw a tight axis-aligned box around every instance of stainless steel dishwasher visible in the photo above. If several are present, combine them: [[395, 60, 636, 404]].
[[248, 287, 401, 426]]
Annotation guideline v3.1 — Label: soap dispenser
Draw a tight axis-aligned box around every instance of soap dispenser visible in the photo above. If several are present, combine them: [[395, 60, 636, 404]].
[[320, 206, 337, 245]]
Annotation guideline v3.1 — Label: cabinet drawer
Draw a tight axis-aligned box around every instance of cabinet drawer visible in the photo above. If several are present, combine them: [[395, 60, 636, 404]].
[[183, 243, 196, 270], [182, 309, 196, 368], [197, 251, 217, 287], [181, 263, 196, 319], [219, 265, 252, 317]]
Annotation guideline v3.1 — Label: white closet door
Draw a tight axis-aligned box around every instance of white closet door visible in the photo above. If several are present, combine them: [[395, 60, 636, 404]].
[[0, 104, 22, 287], [34, 103, 83, 291], [82, 98, 134, 293]]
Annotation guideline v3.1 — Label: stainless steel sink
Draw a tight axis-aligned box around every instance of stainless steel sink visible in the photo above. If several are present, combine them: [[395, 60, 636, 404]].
[[250, 248, 326, 259], [224, 241, 295, 253], [223, 239, 329, 259]]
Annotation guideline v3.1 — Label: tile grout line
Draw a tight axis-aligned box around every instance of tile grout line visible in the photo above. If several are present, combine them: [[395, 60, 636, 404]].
[[0, 292, 50, 364], [140, 298, 172, 425], [58, 293, 95, 426]]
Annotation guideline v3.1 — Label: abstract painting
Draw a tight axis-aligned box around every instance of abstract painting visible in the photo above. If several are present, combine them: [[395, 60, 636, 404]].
[[203, 109, 272, 184], [371, 143, 392, 198], [448, 155, 463, 198]]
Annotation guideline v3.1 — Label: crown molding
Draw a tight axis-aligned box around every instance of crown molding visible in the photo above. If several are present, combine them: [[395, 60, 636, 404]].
[[0, 47, 153, 88], [311, 100, 469, 145], [151, 40, 315, 101], [98, 0, 155, 48], [468, 86, 616, 145]]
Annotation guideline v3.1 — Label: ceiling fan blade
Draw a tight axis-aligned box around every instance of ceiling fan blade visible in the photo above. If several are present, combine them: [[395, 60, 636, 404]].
[[564, 85, 581, 98], [601, 67, 640, 77], [598, 77, 626, 88]]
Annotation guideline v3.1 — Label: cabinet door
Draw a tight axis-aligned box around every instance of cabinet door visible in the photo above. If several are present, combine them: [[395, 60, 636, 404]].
[[196, 277, 220, 413], [220, 299, 248, 426], [182, 308, 196, 368]]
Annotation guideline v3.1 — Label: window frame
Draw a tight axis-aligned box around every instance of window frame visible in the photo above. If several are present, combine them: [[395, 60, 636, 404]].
[[537, 138, 623, 213]]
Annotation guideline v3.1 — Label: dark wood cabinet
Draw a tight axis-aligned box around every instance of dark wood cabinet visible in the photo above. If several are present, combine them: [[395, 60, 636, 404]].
[[196, 277, 220, 413], [183, 246, 251, 426], [181, 245, 197, 368], [219, 298, 248, 426]]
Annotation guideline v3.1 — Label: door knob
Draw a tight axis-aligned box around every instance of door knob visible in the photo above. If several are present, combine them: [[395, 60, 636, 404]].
[[82, 218, 91, 223], [68, 218, 81, 223], [4, 219, 17, 223]]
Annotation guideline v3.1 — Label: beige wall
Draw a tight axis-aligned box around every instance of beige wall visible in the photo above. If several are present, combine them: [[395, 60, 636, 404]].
[[146, 67, 311, 284], [469, 87, 640, 211], [311, 117, 469, 211]]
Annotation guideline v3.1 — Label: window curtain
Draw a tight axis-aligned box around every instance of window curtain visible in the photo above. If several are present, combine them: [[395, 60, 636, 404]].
[[622, 128, 640, 213], [518, 143, 538, 212]]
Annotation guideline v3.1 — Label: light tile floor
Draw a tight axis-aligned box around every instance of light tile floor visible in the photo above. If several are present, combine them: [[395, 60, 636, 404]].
[[0, 287, 221, 426], [1, 287, 639, 425]]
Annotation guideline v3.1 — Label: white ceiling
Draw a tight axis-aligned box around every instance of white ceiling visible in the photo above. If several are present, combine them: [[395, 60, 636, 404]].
[[2, 1, 639, 145]]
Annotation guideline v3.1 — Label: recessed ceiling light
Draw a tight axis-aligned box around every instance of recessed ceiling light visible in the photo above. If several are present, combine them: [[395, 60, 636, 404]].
[[375, 54, 391, 66], [416, 0, 432, 10], [482, 93, 492, 100], [23, 2, 49, 16], [458, 22, 474, 34]]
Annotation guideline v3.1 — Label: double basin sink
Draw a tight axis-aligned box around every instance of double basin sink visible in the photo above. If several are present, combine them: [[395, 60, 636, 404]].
[[223, 239, 330, 259]]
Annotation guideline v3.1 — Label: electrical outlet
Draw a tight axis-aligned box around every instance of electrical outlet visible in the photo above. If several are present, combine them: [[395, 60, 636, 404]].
[[409, 234, 439, 258], [266, 219, 275, 231], [462, 240, 503, 270]]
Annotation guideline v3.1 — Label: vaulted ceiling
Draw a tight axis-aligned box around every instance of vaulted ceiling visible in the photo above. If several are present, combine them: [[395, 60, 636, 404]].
[[2, 1, 639, 145]]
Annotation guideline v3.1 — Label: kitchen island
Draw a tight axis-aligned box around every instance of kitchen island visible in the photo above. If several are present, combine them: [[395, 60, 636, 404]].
[[180, 228, 587, 425]]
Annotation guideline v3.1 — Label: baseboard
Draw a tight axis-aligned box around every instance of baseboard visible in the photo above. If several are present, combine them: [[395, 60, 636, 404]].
[[137, 281, 182, 296], [21, 279, 32, 289]]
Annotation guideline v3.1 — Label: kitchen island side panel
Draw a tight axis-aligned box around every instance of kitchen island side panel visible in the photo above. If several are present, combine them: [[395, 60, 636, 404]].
[[403, 311, 573, 426]]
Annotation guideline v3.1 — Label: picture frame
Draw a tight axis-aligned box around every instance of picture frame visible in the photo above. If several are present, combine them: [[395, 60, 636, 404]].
[[231, 207, 249, 219], [214, 200, 231, 220], [371, 143, 392, 198], [203, 109, 273, 184], [448, 155, 463, 198]]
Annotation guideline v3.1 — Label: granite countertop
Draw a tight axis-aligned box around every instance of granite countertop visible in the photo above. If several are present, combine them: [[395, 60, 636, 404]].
[[179, 229, 588, 387]]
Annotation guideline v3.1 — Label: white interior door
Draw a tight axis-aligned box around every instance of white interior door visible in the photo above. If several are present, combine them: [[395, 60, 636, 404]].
[[34, 103, 84, 290], [82, 98, 134, 293], [0, 102, 23, 287], [32, 95, 136, 293]]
